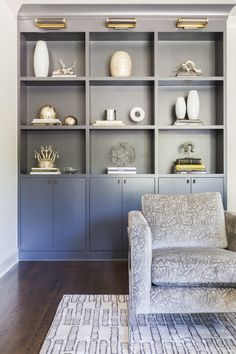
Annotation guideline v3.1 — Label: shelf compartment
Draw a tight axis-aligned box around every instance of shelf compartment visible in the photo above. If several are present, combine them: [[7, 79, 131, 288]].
[[158, 130, 224, 175], [90, 81, 154, 125], [20, 130, 85, 174], [157, 32, 223, 77], [20, 32, 85, 77], [20, 83, 85, 125], [90, 130, 154, 174], [90, 32, 154, 77], [158, 82, 223, 126]]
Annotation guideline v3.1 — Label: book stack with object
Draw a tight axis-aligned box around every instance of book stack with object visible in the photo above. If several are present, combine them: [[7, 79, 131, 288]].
[[107, 167, 137, 174], [173, 157, 206, 174], [31, 118, 62, 125], [30, 167, 61, 175], [93, 120, 125, 126], [173, 119, 203, 126]]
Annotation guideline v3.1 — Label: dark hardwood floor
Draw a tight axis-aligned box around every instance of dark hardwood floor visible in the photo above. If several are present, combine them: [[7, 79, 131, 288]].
[[0, 261, 128, 354]]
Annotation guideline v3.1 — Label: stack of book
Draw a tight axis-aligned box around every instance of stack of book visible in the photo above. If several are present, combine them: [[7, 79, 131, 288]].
[[173, 119, 203, 126], [173, 158, 206, 174], [107, 167, 137, 174], [93, 120, 125, 126], [30, 167, 61, 175], [31, 118, 62, 126]]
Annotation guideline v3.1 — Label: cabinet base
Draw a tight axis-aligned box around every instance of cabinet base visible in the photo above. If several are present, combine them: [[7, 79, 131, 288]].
[[19, 250, 128, 260]]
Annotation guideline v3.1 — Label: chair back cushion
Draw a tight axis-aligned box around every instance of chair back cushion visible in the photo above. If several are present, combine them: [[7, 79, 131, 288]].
[[142, 192, 227, 249]]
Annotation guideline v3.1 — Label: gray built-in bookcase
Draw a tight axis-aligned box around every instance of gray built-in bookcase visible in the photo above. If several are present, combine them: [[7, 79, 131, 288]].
[[18, 4, 233, 260]]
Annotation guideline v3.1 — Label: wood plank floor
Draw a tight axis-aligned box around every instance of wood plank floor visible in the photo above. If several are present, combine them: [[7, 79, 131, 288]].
[[0, 261, 128, 354]]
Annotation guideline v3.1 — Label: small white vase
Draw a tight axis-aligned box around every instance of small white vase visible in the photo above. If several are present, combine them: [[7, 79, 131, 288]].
[[187, 90, 200, 120], [33, 40, 49, 77], [175, 97, 186, 119], [110, 51, 132, 77]]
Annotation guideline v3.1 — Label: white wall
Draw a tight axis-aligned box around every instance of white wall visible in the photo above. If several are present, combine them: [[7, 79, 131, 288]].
[[227, 14, 236, 211], [0, 0, 18, 278]]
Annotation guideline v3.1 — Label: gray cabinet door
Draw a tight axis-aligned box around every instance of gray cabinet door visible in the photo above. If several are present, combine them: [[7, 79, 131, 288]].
[[54, 178, 86, 251], [20, 178, 53, 251], [158, 177, 191, 194], [122, 177, 155, 249], [191, 177, 224, 196], [90, 177, 122, 251]]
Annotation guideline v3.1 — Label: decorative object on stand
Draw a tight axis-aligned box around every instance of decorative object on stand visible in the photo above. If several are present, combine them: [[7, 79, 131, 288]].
[[105, 109, 116, 121], [130, 107, 145, 123], [175, 97, 186, 119], [174, 60, 203, 77], [62, 167, 79, 174], [31, 105, 62, 125], [30, 145, 61, 174], [173, 91, 203, 126], [173, 141, 206, 174], [187, 90, 200, 119], [39, 105, 57, 119], [52, 59, 77, 77], [33, 40, 49, 77], [64, 115, 78, 126], [108, 142, 136, 173], [93, 109, 124, 126], [110, 51, 132, 77]]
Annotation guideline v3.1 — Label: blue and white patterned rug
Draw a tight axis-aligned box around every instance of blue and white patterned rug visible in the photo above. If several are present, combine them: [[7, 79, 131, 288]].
[[40, 295, 236, 354]]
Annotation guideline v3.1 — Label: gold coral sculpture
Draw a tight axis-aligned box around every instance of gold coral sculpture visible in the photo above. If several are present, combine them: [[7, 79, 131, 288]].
[[34, 145, 59, 169]]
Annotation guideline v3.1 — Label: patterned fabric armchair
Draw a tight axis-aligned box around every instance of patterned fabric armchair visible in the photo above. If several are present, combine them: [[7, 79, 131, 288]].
[[128, 192, 236, 318]]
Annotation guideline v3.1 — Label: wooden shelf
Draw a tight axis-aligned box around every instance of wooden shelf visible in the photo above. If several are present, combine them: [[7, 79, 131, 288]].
[[158, 77, 224, 86], [89, 125, 155, 130], [20, 77, 86, 86], [20, 125, 86, 130], [158, 125, 224, 130]]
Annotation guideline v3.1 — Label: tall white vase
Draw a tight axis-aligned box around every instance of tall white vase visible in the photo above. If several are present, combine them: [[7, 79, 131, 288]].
[[175, 97, 186, 119], [187, 90, 200, 119], [33, 40, 49, 77]]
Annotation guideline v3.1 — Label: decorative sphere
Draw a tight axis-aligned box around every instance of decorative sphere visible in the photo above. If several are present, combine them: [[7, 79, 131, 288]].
[[110, 51, 132, 77], [109, 142, 136, 167], [39, 105, 57, 119], [64, 115, 78, 126]]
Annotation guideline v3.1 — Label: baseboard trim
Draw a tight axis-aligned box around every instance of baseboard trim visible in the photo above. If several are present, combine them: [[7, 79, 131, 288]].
[[0, 252, 18, 279]]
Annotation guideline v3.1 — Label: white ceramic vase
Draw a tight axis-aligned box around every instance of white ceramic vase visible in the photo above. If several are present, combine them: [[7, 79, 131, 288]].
[[187, 90, 200, 119], [110, 51, 132, 77], [175, 97, 186, 119], [33, 40, 49, 77]]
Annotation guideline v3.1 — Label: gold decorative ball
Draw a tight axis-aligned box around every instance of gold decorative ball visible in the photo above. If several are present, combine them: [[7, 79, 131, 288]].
[[39, 105, 57, 119], [64, 115, 78, 126]]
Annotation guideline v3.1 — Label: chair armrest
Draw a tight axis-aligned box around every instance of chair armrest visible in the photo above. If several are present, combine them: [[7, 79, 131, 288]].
[[128, 211, 152, 314], [225, 211, 236, 251]]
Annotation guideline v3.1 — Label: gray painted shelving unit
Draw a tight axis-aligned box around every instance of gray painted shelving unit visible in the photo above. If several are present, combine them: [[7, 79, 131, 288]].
[[18, 4, 233, 260]]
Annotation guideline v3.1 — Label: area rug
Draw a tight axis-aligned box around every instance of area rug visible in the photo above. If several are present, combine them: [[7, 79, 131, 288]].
[[40, 294, 236, 354]]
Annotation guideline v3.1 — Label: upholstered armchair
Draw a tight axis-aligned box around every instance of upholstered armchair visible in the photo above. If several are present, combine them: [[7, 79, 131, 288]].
[[128, 192, 236, 320]]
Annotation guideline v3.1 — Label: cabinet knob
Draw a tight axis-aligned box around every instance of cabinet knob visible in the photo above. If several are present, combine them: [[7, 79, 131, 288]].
[[118, 179, 120, 184], [193, 179, 196, 184], [187, 179, 190, 184], [124, 179, 126, 184]]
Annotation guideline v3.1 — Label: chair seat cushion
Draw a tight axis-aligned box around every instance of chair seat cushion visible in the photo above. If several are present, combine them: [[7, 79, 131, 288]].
[[152, 247, 236, 287]]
